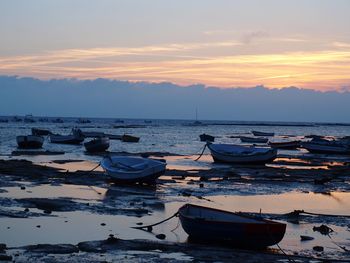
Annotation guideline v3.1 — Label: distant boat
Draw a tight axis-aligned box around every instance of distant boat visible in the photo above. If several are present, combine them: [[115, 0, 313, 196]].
[[251, 131, 274, 137], [81, 131, 106, 138], [50, 128, 84, 144], [179, 204, 286, 248], [121, 134, 140, 143], [17, 135, 44, 149], [240, 136, 268, 143], [100, 156, 166, 183], [301, 140, 350, 154], [207, 143, 277, 164], [0, 118, 8, 123], [31, 128, 51, 136], [144, 120, 152, 124], [84, 137, 109, 153], [268, 140, 301, 149], [24, 114, 35, 123], [52, 118, 64, 123], [199, 133, 215, 142], [76, 118, 91, 124]]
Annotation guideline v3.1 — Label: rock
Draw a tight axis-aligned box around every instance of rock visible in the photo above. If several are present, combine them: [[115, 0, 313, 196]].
[[36, 225, 41, 228], [105, 234, 118, 244], [136, 222, 143, 225], [0, 254, 12, 261], [24, 208, 29, 212], [101, 223, 106, 226], [199, 183, 204, 188], [43, 210, 52, 214], [78, 241, 106, 253], [313, 246, 324, 252], [24, 244, 79, 254], [0, 244, 6, 251], [313, 225, 334, 235], [300, 235, 314, 241], [20, 186, 26, 190], [156, 234, 166, 240]]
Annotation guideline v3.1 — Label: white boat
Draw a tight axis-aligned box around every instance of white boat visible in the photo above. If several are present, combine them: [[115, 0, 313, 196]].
[[16, 135, 44, 149], [302, 141, 350, 154], [251, 130, 274, 137], [100, 156, 166, 183], [50, 128, 84, 144], [207, 143, 277, 164]]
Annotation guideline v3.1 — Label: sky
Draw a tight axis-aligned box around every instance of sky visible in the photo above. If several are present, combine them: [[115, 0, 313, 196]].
[[1, 0, 350, 91]]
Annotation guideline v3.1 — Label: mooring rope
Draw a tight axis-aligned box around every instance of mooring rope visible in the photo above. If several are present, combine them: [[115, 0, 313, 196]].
[[88, 162, 101, 172], [132, 212, 179, 231], [286, 210, 350, 218], [194, 143, 207, 161]]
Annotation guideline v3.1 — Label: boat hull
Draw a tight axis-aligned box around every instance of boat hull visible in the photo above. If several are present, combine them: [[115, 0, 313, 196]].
[[252, 131, 274, 137], [200, 134, 215, 142], [240, 136, 268, 143], [269, 141, 300, 149], [50, 135, 84, 144], [16, 135, 44, 149], [208, 144, 277, 164], [179, 204, 286, 248], [84, 138, 109, 152], [302, 142, 350, 154]]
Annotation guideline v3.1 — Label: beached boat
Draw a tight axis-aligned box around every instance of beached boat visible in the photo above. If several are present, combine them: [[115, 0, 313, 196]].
[[49, 128, 84, 144], [84, 137, 110, 152], [207, 143, 277, 164], [100, 156, 166, 183], [301, 141, 350, 154], [240, 136, 268, 143], [199, 133, 215, 142], [31, 128, 51, 136], [121, 134, 140, 143], [16, 135, 44, 149], [251, 131, 274, 137], [268, 140, 301, 149], [178, 204, 286, 248]]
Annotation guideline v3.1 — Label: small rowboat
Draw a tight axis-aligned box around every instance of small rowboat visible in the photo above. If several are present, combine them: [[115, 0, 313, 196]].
[[240, 136, 268, 143], [301, 141, 350, 155], [179, 204, 286, 248], [252, 130, 275, 137], [268, 140, 301, 149], [84, 137, 110, 153], [31, 128, 51, 136], [207, 143, 277, 164], [199, 133, 215, 142], [121, 134, 140, 143], [49, 129, 84, 145], [16, 135, 44, 149], [100, 156, 166, 183]]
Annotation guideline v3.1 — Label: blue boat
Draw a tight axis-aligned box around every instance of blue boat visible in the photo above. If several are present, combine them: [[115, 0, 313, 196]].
[[179, 204, 286, 248]]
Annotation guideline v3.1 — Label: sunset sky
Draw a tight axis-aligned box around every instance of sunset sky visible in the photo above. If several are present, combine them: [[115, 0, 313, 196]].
[[1, 0, 350, 91]]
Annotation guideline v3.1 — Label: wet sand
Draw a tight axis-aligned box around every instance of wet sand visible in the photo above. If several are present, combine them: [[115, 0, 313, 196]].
[[0, 150, 350, 262]]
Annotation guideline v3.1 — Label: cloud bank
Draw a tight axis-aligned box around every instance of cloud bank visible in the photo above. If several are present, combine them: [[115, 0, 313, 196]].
[[0, 75, 349, 123]]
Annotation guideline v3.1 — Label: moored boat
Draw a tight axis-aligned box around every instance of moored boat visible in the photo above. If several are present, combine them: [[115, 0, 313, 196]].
[[84, 137, 110, 152], [251, 130, 274, 137], [16, 135, 44, 149], [121, 134, 140, 143], [199, 133, 215, 142], [178, 204, 286, 248], [49, 128, 84, 144], [240, 136, 268, 143], [31, 128, 51, 136], [268, 140, 301, 149], [100, 156, 166, 183], [207, 143, 277, 164], [301, 141, 350, 154]]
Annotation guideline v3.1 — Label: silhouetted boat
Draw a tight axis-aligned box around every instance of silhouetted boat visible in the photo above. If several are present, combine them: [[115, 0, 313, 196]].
[[31, 128, 51, 136], [121, 134, 140, 142], [301, 140, 350, 154], [16, 135, 44, 149], [178, 204, 286, 248], [100, 156, 166, 183], [251, 131, 274, 137], [199, 133, 215, 142], [268, 140, 301, 149], [240, 136, 268, 143], [207, 143, 277, 164], [50, 128, 84, 144], [52, 118, 64, 123], [76, 118, 91, 124], [24, 114, 35, 123], [84, 137, 109, 152]]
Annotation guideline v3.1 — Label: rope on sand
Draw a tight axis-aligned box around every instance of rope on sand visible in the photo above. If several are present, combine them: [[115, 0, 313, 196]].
[[132, 212, 179, 232], [88, 162, 101, 172], [194, 144, 207, 161]]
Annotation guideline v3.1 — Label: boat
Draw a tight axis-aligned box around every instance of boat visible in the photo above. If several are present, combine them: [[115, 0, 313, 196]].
[[84, 137, 110, 153], [16, 135, 44, 149], [49, 128, 84, 144], [24, 114, 36, 123], [76, 118, 91, 124], [199, 133, 215, 142], [268, 140, 301, 149], [121, 134, 140, 143], [81, 131, 106, 138], [301, 140, 350, 154], [207, 143, 277, 164], [240, 136, 268, 143], [251, 131, 274, 137], [31, 128, 51, 136], [52, 118, 64, 123], [100, 156, 166, 183], [178, 204, 286, 248]]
